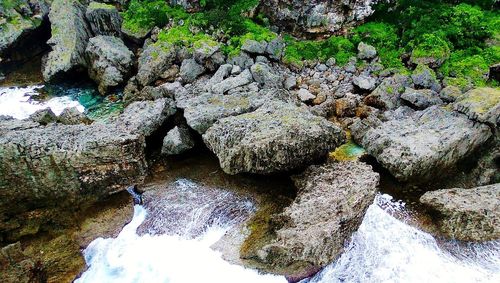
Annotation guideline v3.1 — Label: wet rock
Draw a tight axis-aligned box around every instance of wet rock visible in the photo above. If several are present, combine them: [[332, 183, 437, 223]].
[[42, 0, 92, 81], [250, 63, 282, 89], [453, 87, 500, 126], [411, 64, 440, 91], [364, 74, 412, 110], [357, 42, 377, 60], [351, 106, 492, 182], [256, 161, 379, 279], [180, 58, 205, 83], [297, 88, 315, 102], [420, 183, 500, 241], [211, 69, 254, 94], [161, 126, 195, 155], [136, 42, 177, 87], [439, 86, 462, 103], [85, 1, 122, 37], [58, 107, 91, 125], [29, 108, 57, 125], [401, 87, 443, 110], [241, 39, 268, 54], [353, 74, 376, 91], [203, 101, 346, 174], [86, 36, 134, 94]]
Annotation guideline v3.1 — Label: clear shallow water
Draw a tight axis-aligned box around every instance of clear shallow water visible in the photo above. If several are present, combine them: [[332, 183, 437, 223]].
[[76, 181, 500, 283]]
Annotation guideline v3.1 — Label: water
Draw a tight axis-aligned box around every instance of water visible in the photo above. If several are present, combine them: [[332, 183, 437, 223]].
[[77, 181, 500, 283]]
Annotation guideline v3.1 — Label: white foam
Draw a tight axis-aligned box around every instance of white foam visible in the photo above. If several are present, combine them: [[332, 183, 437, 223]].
[[0, 86, 84, 119]]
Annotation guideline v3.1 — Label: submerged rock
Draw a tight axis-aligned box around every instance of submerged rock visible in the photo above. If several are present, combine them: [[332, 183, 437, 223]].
[[420, 183, 500, 241], [203, 101, 346, 174], [86, 36, 134, 94], [351, 106, 492, 182], [256, 161, 379, 279], [42, 0, 92, 81]]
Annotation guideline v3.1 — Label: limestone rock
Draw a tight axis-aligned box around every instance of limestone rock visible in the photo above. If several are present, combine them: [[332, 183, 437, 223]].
[[28, 108, 57, 125], [439, 86, 462, 103], [353, 74, 376, 91], [161, 126, 195, 155], [58, 107, 91, 125], [85, 1, 122, 37], [297, 88, 315, 102], [250, 63, 283, 89], [180, 58, 205, 83], [401, 87, 443, 110], [453, 87, 500, 126], [411, 64, 440, 91], [211, 69, 254, 94], [364, 74, 412, 110], [136, 42, 177, 87], [241, 39, 268, 54], [357, 42, 377, 60]]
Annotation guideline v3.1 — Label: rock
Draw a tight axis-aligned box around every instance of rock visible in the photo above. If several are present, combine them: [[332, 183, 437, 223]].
[[255, 161, 379, 279], [241, 39, 268, 54], [136, 42, 177, 87], [86, 36, 134, 94], [453, 87, 500, 126], [351, 106, 492, 182], [231, 65, 242, 75], [420, 184, 500, 241], [312, 92, 327, 105], [266, 37, 285, 60], [203, 101, 346, 174], [326, 57, 336, 67], [316, 63, 328, 72], [297, 88, 315, 102], [85, 1, 122, 37], [336, 93, 360, 117], [161, 126, 195, 155], [160, 64, 180, 81], [227, 52, 254, 69], [411, 64, 440, 91], [364, 74, 412, 110], [401, 87, 443, 110], [0, 242, 35, 283], [193, 40, 220, 62], [357, 42, 377, 60], [42, 0, 92, 81], [353, 74, 376, 91], [255, 55, 269, 64], [439, 86, 462, 103], [284, 76, 297, 90], [0, 98, 176, 239], [180, 58, 205, 83], [205, 64, 233, 89], [169, 0, 201, 12], [29, 108, 57, 125], [250, 63, 282, 89], [58, 107, 91, 125], [261, 0, 382, 36], [211, 69, 254, 94]]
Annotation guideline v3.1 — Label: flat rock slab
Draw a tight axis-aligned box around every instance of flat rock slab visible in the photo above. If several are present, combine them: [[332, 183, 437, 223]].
[[420, 183, 500, 241], [256, 161, 379, 279], [203, 101, 346, 174], [351, 106, 492, 182]]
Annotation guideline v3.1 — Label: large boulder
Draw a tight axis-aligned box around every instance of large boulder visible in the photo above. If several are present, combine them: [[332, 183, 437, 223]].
[[136, 41, 177, 87], [351, 106, 492, 182], [203, 101, 346, 174], [453, 87, 500, 126], [42, 0, 92, 81], [255, 161, 379, 279], [86, 36, 134, 94], [85, 1, 122, 37], [420, 183, 500, 241], [400, 87, 442, 110], [0, 98, 176, 240], [364, 74, 412, 110], [261, 0, 382, 36]]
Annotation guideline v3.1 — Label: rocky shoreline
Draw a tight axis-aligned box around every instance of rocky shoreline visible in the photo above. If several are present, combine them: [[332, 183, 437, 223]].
[[0, 0, 499, 282]]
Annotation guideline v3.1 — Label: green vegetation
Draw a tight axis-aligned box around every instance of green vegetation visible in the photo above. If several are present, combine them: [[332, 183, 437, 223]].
[[88, 2, 116, 10]]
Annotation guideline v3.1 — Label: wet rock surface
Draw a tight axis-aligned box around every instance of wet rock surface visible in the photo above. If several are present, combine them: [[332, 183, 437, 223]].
[[420, 183, 500, 241]]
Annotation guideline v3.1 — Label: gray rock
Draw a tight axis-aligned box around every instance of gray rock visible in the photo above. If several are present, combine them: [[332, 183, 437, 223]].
[[357, 42, 377, 60], [203, 101, 346, 174], [85, 1, 122, 37], [420, 183, 500, 241], [411, 64, 440, 91], [250, 63, 282, 89], [227, 52, 254, 69], [255, 55, 269, 64], [58, 107, 91, 125], [453, 87, 500, 126], [193, 40, 220, 63], [212, 69, 254, 94], [265, 37, 285, 60], [439, 86, 462, 103], [161, 126, 195, 155], [231, 65, 242, 75], [316, 63, 328, 72], [86, 36, 134, 94], [180, 58, 205, 83], [206, 64, 233, 90], [169, 0, 201, 11], [297, 88, 315, 102], [284, 76, 297, 90], [364, 74, 412, 110], [256, 161, 379, 279], [136, 42, 177, 87], [401, 87, 443, 109], [42, 0, 92, 81], [335, 93, 360, 117], [353, 74, 376, 91], [351, 106, 492, 182], [326, 57, 336, 67], [29, 108, 57, 125], [241, 39, 268, 54]]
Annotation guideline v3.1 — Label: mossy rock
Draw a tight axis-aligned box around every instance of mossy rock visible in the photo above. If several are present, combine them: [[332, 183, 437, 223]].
[[454, 87, 500, 125]]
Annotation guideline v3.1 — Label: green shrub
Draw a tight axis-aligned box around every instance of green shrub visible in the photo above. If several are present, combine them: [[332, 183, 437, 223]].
[[440, 52, 490, 86], [411, 33, 451, 63]]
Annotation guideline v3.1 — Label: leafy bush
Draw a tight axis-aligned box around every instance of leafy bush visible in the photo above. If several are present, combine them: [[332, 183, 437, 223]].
[[440, 51, 490, 87], [410, 33, 451, 63]]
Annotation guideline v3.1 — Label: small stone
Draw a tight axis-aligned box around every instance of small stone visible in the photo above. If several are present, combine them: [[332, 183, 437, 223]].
[[326, 57, 336, 67], [227, 52, 254, 69], [161, 126, 195, 155], [353, 75, 376, 91], [401, 87, 443, 109], [357, 42, 377, 60], [297, 88, 315, 102], [180, 59, 205, 83], [284, 76, 297, 90], [255, 55, 269, 64], [241, 39, 268, 54], [316, 64, 328, 72], [313, 92, 327, 105], [439, 86, 462, 103], [265, 37, 285, 60], [231, 65, 242, 75]]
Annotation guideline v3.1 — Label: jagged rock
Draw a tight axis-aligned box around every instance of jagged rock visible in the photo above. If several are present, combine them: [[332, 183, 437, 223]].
[[401, 87, 443, 110], [357, 42, 377, 60], [0, 242, 35, 283], [439, 86, 462, 103], [205, 64, 232, 89], [261, 0, 382, 36], [284, 76, 297, 90], [364, 74, 412, 110], [351, 106, 492, 182], [420, 184, 500, 241], [250, 63, 283, 89], [256, 55, 270, 64], [161, 126, 195, 155], [136, 42, 177, 87], [86, 36, 134, 94], [453, 87, 500, 126], [85, 1, 122, 37], [297, 88, 315, 102], [169, 0, 201, 12], [42, 0, 92, 81], [29, 108, 57, 125], [266, 37, 285, 60], [255, 161, 379, 279], [336, 93, 360, 117], [203, 101, 346, 174], [58, 107, 91, 125], [227, 52, 254, 69], [353, 74, 376, 91], [411, 64, 440, 91], [241, 39, 268, 54], [211, 69, 254, 94], [180, 58, 205, 83], [0, 98, 176, 240]]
